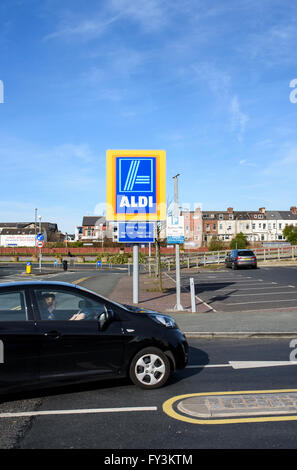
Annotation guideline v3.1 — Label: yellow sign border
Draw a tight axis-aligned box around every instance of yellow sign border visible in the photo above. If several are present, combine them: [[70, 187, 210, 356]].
[[106, 149, 166, 221], [163, 389, 297, 425]]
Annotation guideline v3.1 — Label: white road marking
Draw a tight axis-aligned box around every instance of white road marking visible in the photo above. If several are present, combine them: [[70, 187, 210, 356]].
[[186, 361, 297, 370], [227, 291, 297, 297], [225, 298, 297, 305], [0, 406, 158, 419]]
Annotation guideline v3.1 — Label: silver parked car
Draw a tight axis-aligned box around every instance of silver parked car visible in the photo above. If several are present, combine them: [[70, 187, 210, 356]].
[[225, 249, 257, 269]]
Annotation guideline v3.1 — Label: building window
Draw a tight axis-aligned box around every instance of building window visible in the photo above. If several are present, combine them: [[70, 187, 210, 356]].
[[252, 224, 256, 229]]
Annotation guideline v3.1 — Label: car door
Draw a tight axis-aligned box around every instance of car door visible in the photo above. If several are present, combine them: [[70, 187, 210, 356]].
[[31, 286, 125, 385], [0, 286, 39, 393]]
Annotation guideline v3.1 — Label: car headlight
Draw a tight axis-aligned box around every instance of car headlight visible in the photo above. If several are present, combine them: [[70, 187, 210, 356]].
[[150, 314, 177, 329]]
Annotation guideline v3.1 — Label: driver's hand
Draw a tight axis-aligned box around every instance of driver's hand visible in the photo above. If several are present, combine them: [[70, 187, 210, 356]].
[[70, 312, 86, 321]]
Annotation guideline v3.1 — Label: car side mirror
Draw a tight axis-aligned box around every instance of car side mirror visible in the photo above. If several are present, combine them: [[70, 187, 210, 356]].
[[98, 306, 114, 331]]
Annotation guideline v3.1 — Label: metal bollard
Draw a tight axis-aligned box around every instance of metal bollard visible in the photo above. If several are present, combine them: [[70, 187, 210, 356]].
[[190, 277, 196, 313]]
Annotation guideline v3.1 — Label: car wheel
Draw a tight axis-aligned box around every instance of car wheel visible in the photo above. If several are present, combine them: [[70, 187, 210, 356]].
[[232, 262, 237, 270], [129, 347, 171, 390]]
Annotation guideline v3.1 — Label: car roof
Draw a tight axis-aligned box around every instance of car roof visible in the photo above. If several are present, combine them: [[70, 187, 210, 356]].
[[0, 281, 80, 289], [234, 249, 254, 251]]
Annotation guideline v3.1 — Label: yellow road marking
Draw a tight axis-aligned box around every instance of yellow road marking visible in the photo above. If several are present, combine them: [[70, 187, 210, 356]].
[[163, 389, 297, 425], [72, 277, 89, 285]]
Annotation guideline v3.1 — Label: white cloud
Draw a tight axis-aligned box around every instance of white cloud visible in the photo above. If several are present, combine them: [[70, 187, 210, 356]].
[[230, 96, 249, 142], [110, 0, 169, 31], [44, 13, 122, 42]]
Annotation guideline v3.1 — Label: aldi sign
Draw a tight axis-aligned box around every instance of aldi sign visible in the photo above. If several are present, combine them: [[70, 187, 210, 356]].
[[106, 150, 166, 222]]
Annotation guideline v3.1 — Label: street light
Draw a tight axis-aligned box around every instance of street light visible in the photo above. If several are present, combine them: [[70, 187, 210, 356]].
[[172, 174, 183, 311], [35, 208, 37, 256]]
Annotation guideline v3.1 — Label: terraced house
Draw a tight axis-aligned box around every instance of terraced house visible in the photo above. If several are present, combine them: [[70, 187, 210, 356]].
[[188, 206, 297, 246]]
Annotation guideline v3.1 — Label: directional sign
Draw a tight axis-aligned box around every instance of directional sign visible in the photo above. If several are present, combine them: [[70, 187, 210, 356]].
[[36, 233, 44, 241], [118, 222, 155, 243], [106, 150, 166, 221]]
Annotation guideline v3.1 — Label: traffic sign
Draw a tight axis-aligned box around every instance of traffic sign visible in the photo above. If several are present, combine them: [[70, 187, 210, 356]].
[[106, 150, 166, 221], [118, 222, 155, 243], [36, 233, 44, 241], [37, 241, 44, 248], [167, 216, 185, 244]]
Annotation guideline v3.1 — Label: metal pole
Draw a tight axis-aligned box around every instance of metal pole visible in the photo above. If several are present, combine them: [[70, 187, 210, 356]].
[[190, 277, 196, 313], [39, 216, 42, 272], [173, 174, 183, 311], [34, 208, 37, 256], [133, 244, 139, 304]]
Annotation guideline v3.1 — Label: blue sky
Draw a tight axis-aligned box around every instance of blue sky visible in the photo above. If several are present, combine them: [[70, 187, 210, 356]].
[[1, 0, 297, 232]]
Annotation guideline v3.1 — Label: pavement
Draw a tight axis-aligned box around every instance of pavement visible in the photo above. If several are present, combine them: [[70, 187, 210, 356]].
[[108, 270, 297, 338], [5, 262, 297, 338]]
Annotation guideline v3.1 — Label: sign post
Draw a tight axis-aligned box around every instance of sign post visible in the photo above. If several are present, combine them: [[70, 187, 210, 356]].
[[106, 150, 166, 304], [36, 234, 44, 272], [171, 175, 184, 311]]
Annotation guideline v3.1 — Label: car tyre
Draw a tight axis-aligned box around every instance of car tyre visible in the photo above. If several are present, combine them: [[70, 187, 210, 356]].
[[129, 347, 171, 390], [232, 262, 238, 270]]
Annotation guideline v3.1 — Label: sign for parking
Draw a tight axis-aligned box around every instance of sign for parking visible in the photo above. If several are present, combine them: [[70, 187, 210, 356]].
[[118, 222, 155, 243], [106, 150, 166, 222]]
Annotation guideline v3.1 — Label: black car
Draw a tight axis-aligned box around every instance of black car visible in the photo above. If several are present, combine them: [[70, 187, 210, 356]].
[[0, 281, 188, 394], [225, 249, 257, 269]]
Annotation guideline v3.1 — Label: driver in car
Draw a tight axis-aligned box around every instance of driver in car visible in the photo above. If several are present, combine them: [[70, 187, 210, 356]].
[[69, 300, 95, 321]]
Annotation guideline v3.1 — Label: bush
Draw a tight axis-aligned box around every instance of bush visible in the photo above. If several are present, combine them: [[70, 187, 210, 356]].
[[208, 236, 226, 251], [283, 225, 297, 245], [230, 232, 248, 249]]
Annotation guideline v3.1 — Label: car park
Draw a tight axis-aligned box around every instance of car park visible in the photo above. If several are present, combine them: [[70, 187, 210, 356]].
[[225, 249, 257, 269], [0, 281, 188, 394]]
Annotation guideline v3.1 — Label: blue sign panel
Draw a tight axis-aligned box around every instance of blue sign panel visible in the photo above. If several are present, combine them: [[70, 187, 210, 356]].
[[167, 236, 184, 244], [118, 222, 155, 243], [36, 233, 44, 241], [116, 157, 156, 215]]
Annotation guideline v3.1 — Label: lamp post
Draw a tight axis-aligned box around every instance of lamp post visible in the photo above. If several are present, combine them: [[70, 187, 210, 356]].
[[34, 208, 37, 256], [38, 215, 42, 272], [173, 174, 183, 311]]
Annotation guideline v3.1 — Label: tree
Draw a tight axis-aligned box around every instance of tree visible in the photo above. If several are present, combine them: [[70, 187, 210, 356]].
[[230, 232, 248, 249], [283, 225, 297, 245]]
